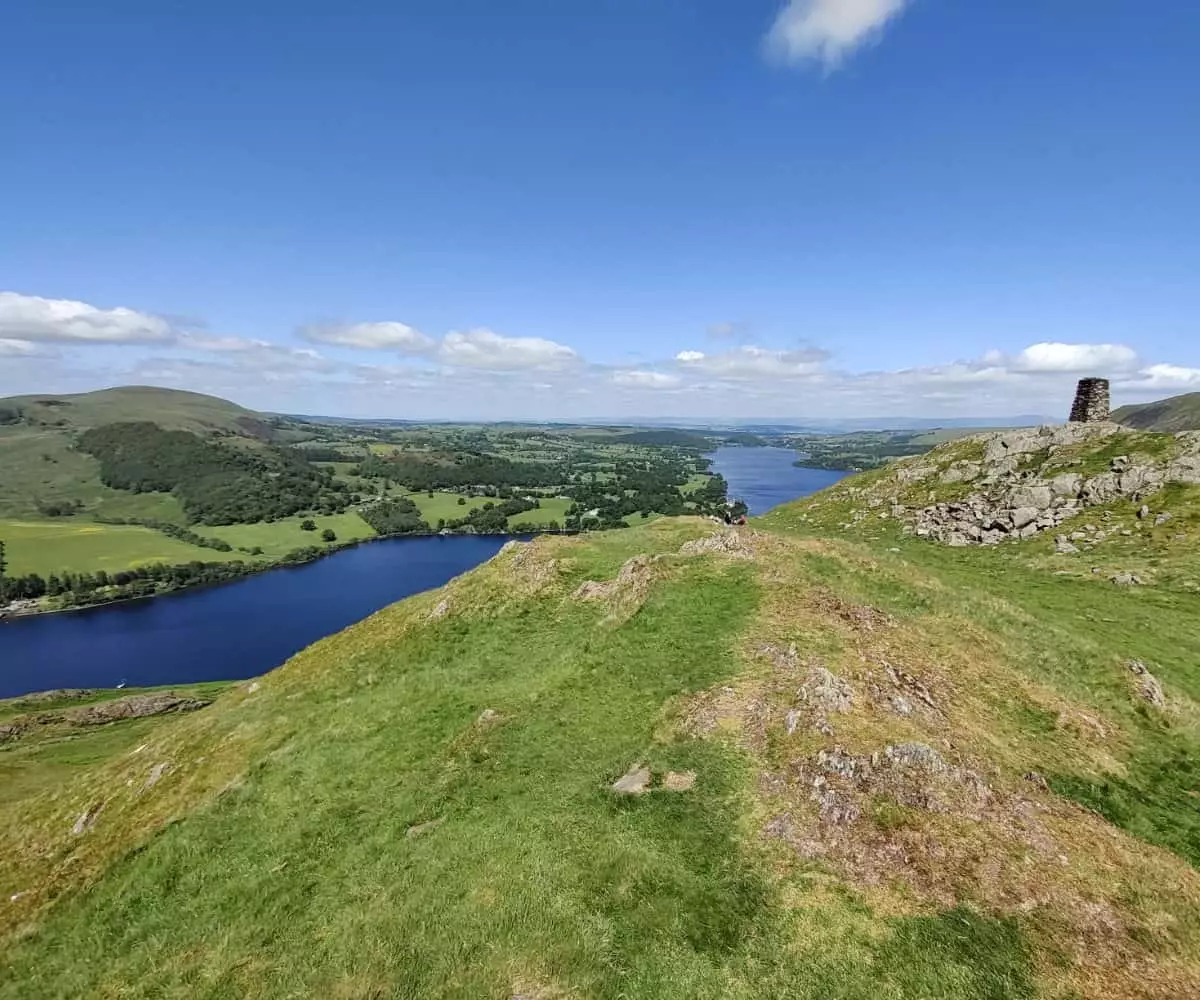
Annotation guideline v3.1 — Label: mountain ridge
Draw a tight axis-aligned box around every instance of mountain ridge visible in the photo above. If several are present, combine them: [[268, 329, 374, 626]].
[[1114, 391, 1200, 433]]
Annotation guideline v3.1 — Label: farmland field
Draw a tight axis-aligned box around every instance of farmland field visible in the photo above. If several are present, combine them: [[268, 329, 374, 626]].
[[207, 512, 376, 558], [0, 520, 231, 576]]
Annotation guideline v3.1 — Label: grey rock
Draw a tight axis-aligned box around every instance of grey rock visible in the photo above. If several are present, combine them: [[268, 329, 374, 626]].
[[884, 742, 946, 773], [1127, 660, 1166, 708], [1008, 485, 1053, 510], [1011, 507, 1039, 530], [1154, 512, 1173, 526], [144, 761, 171, 790], [940, 461, 982, 484], [1111, 572, 1143, 586], [1137, 505, 1150, 520], [612, 764, 652, 795], [71, 802, 104, 836], [1048, 473, 1083, 498], [816, 747, 859, 779], [1054, 535, 1079, 554]]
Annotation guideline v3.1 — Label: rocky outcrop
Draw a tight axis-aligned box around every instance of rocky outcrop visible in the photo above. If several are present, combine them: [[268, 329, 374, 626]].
[[1127, 660, 1166, 707], [904, 423, 1198, 546]]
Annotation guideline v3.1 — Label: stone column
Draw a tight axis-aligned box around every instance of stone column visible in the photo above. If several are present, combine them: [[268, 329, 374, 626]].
[[1068, 378, 1110, 423]]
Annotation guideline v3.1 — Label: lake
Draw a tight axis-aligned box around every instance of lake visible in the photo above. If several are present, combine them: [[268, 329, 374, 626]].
[[0, 450, 845, 698], [0, 535, 511, 699], [706, 446, 848, 515]]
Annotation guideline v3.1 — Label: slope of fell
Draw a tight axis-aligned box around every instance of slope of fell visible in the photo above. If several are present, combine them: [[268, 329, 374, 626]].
[[1114, 392, 1200, 433], [0, 385, 272, 437], [2, 501, 1199, 998]]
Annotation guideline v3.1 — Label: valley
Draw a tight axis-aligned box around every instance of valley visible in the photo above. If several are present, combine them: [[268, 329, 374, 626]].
[[2, 413, 1199, 998]]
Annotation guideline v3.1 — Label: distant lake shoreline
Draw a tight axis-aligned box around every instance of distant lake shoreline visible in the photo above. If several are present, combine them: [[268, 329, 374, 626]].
[[705, 446, 849, 516], [2, 450, 846, 698]]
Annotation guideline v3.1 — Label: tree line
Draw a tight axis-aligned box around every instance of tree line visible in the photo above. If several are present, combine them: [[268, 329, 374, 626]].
[[77, 422, 351, 525], [350, 453, 564, 491]]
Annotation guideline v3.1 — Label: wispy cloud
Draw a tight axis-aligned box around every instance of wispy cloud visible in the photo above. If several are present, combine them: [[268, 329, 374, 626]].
[[766, 0, 912, 70], [299, 321, 434, 353], [612, 369, 682, 390], [674, 345, 831, 379]]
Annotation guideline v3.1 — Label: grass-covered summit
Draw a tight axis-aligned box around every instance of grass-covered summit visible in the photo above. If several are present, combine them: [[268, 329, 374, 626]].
[[2, 426, 1200, 999]]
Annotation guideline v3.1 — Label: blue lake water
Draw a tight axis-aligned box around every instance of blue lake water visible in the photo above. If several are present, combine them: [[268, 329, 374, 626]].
[[0, 449, 845, 698], [0, 535, 510, 698], [706, 446, 848, 515]]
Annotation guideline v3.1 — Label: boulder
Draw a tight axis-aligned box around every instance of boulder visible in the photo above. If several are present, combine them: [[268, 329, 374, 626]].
[[612, 764, 652, 795], [1111, 572, 1143, 586], [1048, 473, 1083, 498], [1010, 507, 1039, 530], [1008, 485, 1053, 511], [1054, 535, 1079, 554]]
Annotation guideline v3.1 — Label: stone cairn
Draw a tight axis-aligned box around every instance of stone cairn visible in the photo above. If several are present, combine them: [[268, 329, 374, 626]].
[[1069, 378, 1110, 423]]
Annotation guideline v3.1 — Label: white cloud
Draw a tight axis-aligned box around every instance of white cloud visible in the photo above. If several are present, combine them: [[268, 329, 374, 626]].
[[299, 321, 434, 353], [437, 328, 580, 371], [0, 291, 175, 344], [766, 0, 911, 69], [1125, 363, 1200, 389], [1011, 342, 1140, 373], [675, 345, 830, 379], [0, 338, 39, 356], [613, 370, 682, 389]]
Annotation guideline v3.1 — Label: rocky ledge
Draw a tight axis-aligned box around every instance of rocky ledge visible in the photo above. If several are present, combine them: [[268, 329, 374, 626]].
[[903, 423, 1200, 547]]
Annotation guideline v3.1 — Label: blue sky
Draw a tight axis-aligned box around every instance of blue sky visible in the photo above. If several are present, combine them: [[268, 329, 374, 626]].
[[1, 1, 1197, 420]]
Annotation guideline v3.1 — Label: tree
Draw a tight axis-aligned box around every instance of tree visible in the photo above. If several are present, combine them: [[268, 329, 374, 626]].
[[457, 496, 467, 505], [321, 528, 337, 542], [300, 519, 317, 531]]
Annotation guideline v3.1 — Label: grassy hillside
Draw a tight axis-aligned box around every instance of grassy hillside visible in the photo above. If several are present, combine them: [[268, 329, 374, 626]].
[[0, 385, 271, 437], [1114, 391, 1200, 432], [0, 386, 272, 522], [3, 423, 1200, 998]]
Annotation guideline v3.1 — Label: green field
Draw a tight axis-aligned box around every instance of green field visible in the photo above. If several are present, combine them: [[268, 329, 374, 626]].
[[0, 519, 230, 576], [508, 496, 572, 527], [207, 511, 376, 558], [407, 491, 492, 524]]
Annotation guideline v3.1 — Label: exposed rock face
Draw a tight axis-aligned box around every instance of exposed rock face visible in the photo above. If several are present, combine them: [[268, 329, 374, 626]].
[[1127, 660, 1166, 707], [1069, 377, 1111, 423], [902, 421, 1200, 547]]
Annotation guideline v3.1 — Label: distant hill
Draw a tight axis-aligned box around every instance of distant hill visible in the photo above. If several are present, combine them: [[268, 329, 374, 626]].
[[1113, 392, 1200, 432], [0, 385, 274, 438], [0, 386, 279, 521]]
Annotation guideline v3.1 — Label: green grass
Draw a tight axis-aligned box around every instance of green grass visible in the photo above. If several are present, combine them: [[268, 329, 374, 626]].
[[4, 425, 1200, 996], [0, 386, 264, 436], [0, 519, 234, 576], [0, 545, 1056, 998], [208, 511, 376, 558], [1114, 391, 1200, 432], [407, 491, 492, 524], [508, 496, 572, 527], [0, 683, 235, 810], [0, 427, 108, 519]]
